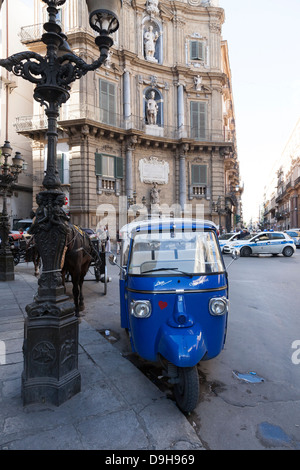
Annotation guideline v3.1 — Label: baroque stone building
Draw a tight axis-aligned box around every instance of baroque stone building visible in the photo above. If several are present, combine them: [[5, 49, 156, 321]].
[[16, 0, 242, 236]]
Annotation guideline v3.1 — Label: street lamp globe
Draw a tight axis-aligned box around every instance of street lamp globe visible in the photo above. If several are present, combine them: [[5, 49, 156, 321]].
[[12, 151, 24, 170], [86, 0, 122, 34], [1, 141, 12, 157]]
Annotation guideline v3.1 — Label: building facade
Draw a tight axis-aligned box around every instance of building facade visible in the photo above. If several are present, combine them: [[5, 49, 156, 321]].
[[16, 0, 242, 237], [263, 118, 300, 230], [0, 0, 34, 228]]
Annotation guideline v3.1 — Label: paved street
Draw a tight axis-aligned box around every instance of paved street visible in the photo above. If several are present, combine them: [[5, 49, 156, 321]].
[[4, 249, 300, 450], [76, 249, 300, 450]]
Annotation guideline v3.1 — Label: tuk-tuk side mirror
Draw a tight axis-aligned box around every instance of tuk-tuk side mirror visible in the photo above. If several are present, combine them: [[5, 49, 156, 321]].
[[226, 248, 240, 270], [109, 253, 117, 265], [232, 248, 240, 260], [108, 252, 127, 276]]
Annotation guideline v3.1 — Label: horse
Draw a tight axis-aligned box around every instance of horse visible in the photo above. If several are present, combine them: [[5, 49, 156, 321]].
[[25, 236, 41, 277], [62, 224, 100, 316], [26, 224, 100, 317]]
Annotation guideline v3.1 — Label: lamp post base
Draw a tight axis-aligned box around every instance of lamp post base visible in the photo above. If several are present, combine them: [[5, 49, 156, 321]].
[[0, 251, 14, 281], [22, 298, 81, 406]]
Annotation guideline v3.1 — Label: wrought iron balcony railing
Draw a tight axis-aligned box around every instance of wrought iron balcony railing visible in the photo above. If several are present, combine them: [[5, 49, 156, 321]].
[[15, 105, 233, 143], [19, 22, 63, 43]]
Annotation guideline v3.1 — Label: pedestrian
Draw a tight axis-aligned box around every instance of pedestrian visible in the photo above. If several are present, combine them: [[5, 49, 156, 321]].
[[239, 229, 249, 239], [105, 225, 111, 252], [116, 230, 121, 255]]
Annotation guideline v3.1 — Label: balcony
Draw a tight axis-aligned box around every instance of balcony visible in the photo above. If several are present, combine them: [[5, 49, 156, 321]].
[[15, 105, 233, 144], [19, 22, 63, 44]]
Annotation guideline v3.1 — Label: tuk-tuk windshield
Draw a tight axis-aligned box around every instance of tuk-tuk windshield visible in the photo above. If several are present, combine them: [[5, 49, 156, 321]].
[[128, 229, 224, 275]]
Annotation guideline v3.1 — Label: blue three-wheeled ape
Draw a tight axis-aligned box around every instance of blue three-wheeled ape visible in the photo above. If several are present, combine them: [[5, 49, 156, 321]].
[[110, 218, 238, 413]]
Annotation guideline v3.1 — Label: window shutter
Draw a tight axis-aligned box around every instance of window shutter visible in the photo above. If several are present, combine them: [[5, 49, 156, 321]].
[[99, 79, 116, 126], [114, 156, 123, 179], [199, 165, 207, 184], [190, 41, 198, 60], [191, 165, 198, 185], [190, 101, 207, 140], [190, 41, 204, 60], [95, 153, 102, 176], [191, 165, 207, 185]]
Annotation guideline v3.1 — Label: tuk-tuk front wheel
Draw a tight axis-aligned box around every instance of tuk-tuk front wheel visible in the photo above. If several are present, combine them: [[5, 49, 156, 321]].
[[173, 366, 199, 414]]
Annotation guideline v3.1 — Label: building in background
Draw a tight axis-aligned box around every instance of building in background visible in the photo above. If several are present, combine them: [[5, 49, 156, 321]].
[[15, 0, 242, 236], [0, 0, 34, 228], [263, 117, 300, 230]]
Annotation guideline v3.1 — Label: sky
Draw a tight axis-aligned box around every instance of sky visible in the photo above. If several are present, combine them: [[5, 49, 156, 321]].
[[220, 0, 300, 224]]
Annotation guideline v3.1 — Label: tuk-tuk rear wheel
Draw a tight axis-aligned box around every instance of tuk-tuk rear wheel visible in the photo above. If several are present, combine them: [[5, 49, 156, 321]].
[[173, 366, 199, 414]]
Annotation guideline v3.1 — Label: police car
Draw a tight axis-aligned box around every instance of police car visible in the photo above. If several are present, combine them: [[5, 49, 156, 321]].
[[218, 231, 253, 253], [223, 231, 296, 257]]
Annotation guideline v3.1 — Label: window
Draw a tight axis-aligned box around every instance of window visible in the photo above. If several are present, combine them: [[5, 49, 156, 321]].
[[102, 155, 115, 178], [190, 164, 207, 198], [128, 230, 224, 275], [270, 233, 285, 240], [99, 79, 116, 126], [95, 153, 123, 194], [256, 234, 269, 241], [190, 41, 205, 61], [44, 150, 69, 184], [190, 102, 207, 140]]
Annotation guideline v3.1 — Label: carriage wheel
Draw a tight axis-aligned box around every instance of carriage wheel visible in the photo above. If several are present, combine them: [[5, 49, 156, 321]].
[[13, 253, 20, 266], [94, 264, 101, 282]]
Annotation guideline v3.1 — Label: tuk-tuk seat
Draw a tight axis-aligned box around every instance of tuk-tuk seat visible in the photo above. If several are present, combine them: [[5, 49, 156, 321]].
[[130, 251, 153, 273], [140, 259, 195, 274], [154, 250, 176, 261], [177, 250, 195, 260]]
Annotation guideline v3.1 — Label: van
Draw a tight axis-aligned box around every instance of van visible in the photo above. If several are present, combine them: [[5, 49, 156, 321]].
[[11, 219, 33, 234]]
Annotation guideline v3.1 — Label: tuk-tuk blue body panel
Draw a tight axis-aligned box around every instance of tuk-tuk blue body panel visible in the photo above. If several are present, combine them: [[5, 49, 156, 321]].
[[119, 219, 229, 367], [125, 273, 228, 364]]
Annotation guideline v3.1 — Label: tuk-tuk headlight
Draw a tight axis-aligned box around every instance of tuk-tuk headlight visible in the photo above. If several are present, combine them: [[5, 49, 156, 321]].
[[131, 300, 152, 318], [209, 297, 228, 316]]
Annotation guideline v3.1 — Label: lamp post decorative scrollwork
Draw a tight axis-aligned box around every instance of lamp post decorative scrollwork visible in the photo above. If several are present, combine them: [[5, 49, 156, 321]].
[[0, 0, 122, 406]]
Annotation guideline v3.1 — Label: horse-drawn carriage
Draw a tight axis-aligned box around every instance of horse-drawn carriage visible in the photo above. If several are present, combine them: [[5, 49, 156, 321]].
[[90, 238, 108, 295], [8, 233, 34, 266]]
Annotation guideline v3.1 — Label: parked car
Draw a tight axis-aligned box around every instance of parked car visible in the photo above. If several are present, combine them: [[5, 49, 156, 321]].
[[223, 231, 296, 257], [219, 231, 253, 253], [284, 229, 300, 248]]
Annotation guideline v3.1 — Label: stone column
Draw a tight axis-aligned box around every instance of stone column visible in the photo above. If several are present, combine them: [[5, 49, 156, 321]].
[[177, 84, 184, 129], [123, 70, 131, 127], [179, 144, 189, 210], [125, 135, 137, 199]]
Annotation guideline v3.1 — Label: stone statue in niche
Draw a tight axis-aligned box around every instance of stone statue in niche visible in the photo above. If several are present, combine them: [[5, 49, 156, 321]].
[[150, 182, 160, 205], [146, 91, 158, 125], [194, 75, 202, 91], [144, 25, 159, 63]]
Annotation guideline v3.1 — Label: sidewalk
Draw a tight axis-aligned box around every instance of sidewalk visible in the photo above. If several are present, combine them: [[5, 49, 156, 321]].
[[0, 265, 204, 451]]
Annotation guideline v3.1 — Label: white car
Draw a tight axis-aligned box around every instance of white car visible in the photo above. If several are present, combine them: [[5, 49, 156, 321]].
[[223, 231, 296, 257], [219, 231, 253, 253]]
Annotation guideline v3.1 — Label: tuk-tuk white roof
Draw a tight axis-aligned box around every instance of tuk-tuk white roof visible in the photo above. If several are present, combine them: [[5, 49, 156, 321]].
[[120, 218, 217, 239]]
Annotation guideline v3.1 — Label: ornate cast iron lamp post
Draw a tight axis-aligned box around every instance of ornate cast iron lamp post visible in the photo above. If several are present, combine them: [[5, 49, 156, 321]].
[[0, 141, 25, 281], [0, 0, 121, 405]]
